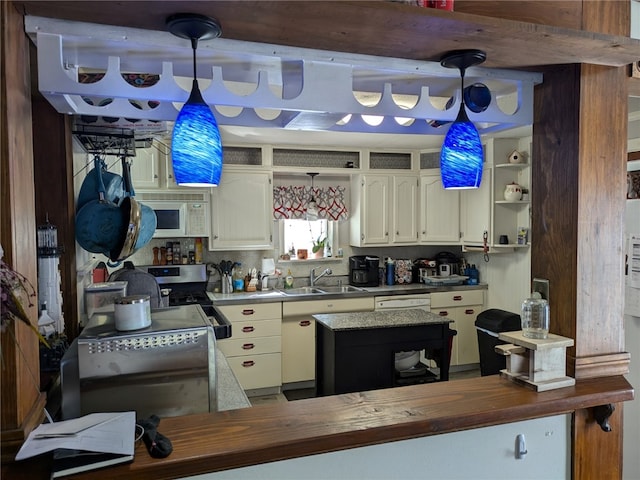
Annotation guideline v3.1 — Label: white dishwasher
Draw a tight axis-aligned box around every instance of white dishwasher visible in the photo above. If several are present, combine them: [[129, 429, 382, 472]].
[[374, 294, 431, 312], [374, 294, 433, 375]]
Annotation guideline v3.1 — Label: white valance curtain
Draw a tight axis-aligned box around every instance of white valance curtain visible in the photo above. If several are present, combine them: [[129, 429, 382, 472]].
[[273, 185, 348, 221]]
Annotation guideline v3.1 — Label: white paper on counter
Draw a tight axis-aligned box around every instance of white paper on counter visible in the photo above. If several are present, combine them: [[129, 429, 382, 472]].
[[15, 411, 135, 460]]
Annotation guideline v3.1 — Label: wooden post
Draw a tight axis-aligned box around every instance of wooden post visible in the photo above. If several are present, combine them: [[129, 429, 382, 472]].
[[0, 1, 46, 461]]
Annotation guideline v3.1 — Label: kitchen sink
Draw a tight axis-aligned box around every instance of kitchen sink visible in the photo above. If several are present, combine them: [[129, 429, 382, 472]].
[[316, 285, 365, 294], [280, 285, 365, 296], [281, 287, 325, 296]]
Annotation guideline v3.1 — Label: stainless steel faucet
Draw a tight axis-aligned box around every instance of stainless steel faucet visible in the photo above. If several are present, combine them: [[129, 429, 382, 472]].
[[310, 267, 332, 286]]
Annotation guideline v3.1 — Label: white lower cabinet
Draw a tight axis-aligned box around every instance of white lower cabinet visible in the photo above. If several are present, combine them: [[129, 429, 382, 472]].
[[217, 302, 282, 391], [281, 297, 374, 385], [430, 290, 484, 367], [281, 316, 316, 384]]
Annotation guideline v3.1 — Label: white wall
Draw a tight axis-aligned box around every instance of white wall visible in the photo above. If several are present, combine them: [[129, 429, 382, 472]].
[[184, 414, 570, 480], [466, 249, 531, 314], [632, 0, 640, 40], [624, 157, 640, 480]]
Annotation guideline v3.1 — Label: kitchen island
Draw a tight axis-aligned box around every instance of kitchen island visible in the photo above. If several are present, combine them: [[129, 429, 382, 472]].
[[314, 309, 453, 396]]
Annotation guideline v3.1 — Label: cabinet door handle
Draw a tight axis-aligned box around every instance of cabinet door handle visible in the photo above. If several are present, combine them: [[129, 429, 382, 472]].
[[241, 360, 255, 367], [465, 309, 475, 315], [241, 309, 255, 315], [452, 295, 463, 301], [438, 311, 449, 316], [242, 343, 255, 350], [299, 320, 311, 327], [242, 326, 255, 333]]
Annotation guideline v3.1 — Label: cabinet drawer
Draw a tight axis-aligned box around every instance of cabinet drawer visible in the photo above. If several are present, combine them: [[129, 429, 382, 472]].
[[430, 290, 484, 308], [431, 305, 482, 319], [217, 302, 281, 321], [218, 335, 281, 357], [226, 318, 281, 340], [282, 297, 374, 316], [225, 353, 282, 391]]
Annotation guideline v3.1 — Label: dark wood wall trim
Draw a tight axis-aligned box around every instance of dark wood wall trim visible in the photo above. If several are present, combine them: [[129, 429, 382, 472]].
[[0, 0, 46, 461]]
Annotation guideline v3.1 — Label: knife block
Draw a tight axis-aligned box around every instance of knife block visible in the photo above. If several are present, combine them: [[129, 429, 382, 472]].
[[495, 330, 575, 392]]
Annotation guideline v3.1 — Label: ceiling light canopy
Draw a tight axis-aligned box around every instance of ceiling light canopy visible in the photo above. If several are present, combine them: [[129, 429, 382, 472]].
[[439, 49, 487, 190], [167, 13, 223, 187]]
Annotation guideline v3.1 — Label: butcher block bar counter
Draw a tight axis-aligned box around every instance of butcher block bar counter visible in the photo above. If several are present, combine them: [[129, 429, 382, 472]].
[[4, 375, 633, 479]]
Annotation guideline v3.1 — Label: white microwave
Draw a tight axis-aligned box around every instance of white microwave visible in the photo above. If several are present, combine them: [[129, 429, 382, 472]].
[[137, 192, 210, 238]]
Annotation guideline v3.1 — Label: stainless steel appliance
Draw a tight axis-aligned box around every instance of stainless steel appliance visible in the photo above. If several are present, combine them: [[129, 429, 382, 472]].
[[61, 305, 217, 420], [144, 264, 231, 339], [349, 255, 380, 287]]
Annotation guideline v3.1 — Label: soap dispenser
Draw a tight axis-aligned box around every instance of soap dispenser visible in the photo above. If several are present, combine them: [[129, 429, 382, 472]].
[[284, 269, 294, 289]]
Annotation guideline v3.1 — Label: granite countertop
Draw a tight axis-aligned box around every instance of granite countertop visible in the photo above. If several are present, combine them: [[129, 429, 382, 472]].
[[209, 283, 488, 305], [313, 308, 453, 331], [215, 348, 251, 411]]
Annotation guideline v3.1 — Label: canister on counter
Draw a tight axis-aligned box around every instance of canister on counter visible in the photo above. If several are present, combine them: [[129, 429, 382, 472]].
[[394, 259, 413, 284], [385, 258, 395, 285]]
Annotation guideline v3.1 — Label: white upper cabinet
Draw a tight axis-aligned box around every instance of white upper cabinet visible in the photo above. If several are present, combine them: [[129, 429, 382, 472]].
[[420, 171, 460, 244], [128, 144, 161, 189], [350, 174, 418, 246], [459, 137, 532, 250], [127, 140, 183, 190], [392, 175, 420, 244], [350, 175, 389, 246], [460, 165, 492, 246], [209, 170, 273, 251]]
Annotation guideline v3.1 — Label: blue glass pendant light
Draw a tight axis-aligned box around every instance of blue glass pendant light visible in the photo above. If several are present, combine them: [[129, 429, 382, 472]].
[[439, 49, 487, 189], [167, 13, 223, 187]]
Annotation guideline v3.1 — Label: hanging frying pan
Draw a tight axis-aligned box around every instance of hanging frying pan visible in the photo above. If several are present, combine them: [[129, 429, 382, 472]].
[[120, 156, 156, 253], [76, 155, 125, 213]]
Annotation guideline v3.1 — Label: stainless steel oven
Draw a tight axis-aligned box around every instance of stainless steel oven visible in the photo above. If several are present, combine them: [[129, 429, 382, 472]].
[[61, 305, 218, 420]]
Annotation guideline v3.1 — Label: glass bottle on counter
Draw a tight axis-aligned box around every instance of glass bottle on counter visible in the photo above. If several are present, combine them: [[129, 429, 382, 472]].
[[233, 263, 245, 292], [521, 292, 550, 339]]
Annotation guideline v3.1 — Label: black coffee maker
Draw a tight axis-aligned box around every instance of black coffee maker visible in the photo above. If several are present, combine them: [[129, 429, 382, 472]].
[[349, 255, 380, 287]]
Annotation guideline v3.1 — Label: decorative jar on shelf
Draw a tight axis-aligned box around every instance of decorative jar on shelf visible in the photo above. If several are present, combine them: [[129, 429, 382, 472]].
[[504, 182, 523, 201]]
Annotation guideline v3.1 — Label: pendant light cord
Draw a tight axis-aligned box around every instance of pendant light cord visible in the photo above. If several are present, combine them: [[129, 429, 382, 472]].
[[459, 66, 466, 109], [191, 37, 198, 82]]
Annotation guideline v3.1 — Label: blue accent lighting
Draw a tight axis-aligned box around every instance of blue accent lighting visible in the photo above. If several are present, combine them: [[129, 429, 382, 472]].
[[171, 80, 223, 187], [440, 104, 483, 189]]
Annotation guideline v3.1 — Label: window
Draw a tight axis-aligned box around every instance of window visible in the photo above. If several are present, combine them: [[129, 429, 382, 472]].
[[282, 219, 336, 257]]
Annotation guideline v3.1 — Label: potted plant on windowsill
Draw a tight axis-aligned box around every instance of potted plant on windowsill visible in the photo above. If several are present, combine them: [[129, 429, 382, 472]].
[[312, 236, 326, 258]]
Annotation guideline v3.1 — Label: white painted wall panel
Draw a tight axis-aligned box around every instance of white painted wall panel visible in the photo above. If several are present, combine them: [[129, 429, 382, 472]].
[[184, 414, 570, 480]]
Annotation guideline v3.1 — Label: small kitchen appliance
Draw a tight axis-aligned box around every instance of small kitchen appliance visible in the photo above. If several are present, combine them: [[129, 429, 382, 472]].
[[349, 255, 380, 287], [84, 281, 127, 320]]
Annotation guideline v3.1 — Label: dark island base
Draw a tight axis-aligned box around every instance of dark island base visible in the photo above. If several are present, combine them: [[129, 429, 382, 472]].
[[316, 322, 451, 396]]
